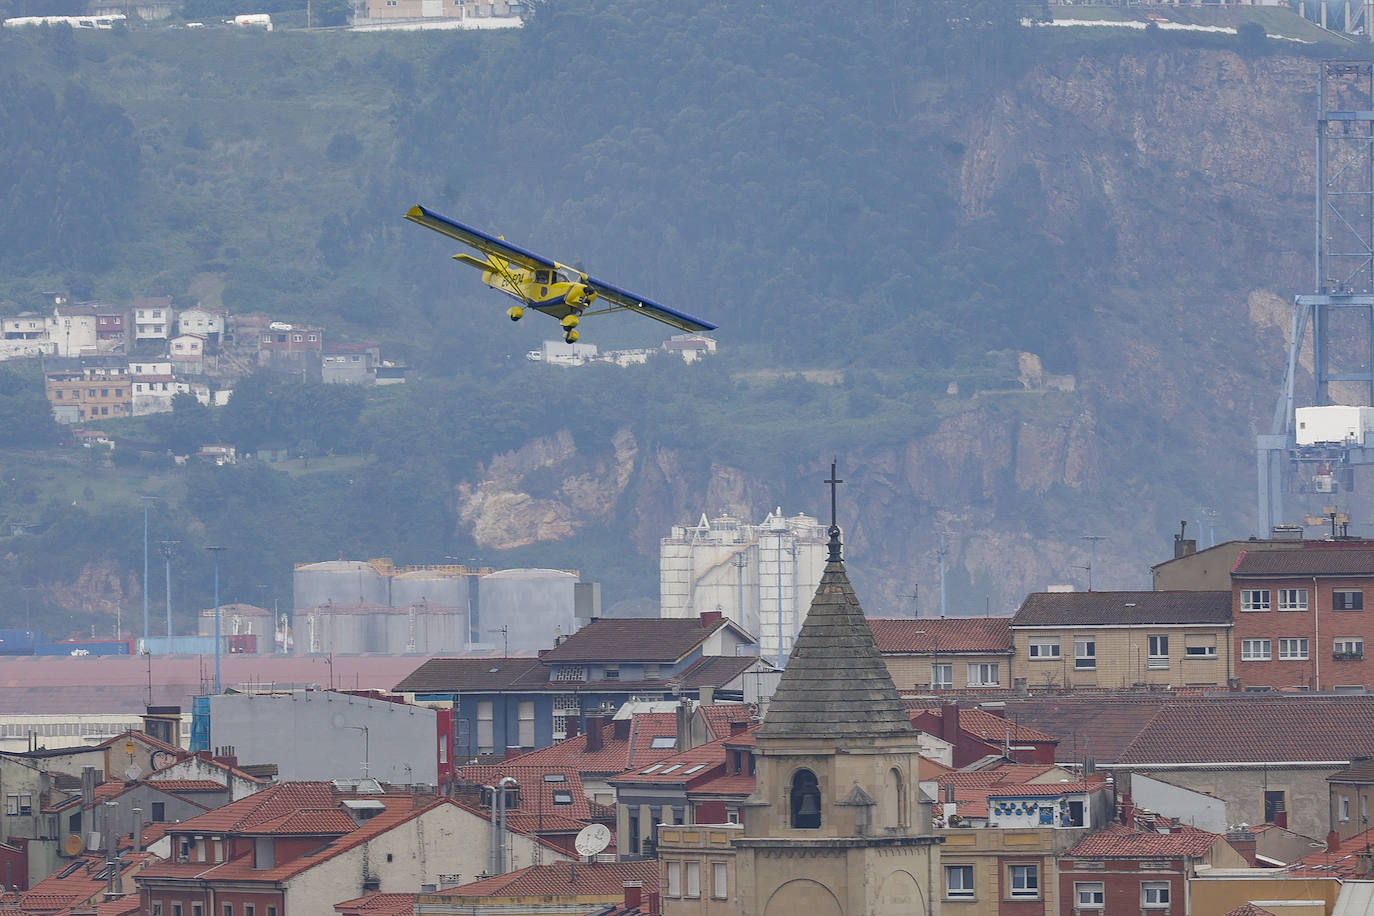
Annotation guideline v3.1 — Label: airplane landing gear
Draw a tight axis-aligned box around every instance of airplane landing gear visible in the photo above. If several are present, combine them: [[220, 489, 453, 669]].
[[507, 306, 524, 322], [564, 329, 580, 344], [561, 313, 580, 344]]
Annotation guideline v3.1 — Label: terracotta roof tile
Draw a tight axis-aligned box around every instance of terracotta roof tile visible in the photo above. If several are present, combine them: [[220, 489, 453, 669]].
[[869, 618, 1013, 654], [694, 704, 756, 740], [1067, 823, 1223, 858], [935, 765, 1060, 788], [454, 765, 604, 824], [334, 893, 418, 916], [540, 618, 734, 664], [435, 860, 657, 898], [1287, 827, 1374, 877], [907, 705, 1058, 743], [503, 713, 681, 774], [609, 729, 758, 788], [1014, 591, 1231, 626], [1224, 905, 1279, 916], [145, 780, 228, 793]]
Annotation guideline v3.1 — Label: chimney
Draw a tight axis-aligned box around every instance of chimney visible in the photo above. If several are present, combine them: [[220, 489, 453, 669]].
[[943, 783, 955, 804], [676, 703, 691, 752], [613, 718, 631, 741], [623, 881, 643, 910], [81, 766, 96, 810], [1174, 521, 1197, 559], [1169, 817, 1182, 834], [1328, 830, 1341, 854], [699, 610, 722, 627], [1118, 794, 1136, 827], [699, 686, 715, 705], [1227, 828, 1259, 866], [565, 716, 580, 739], [1274, 809, 1288, 829], [940, 702, 960, 745], [585, 717, 604, 753], [729, 720, 749, 735], [504, 747, 522, 761]]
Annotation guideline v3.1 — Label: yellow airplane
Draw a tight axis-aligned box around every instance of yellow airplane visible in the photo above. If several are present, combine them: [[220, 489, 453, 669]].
[[405, 204, 717, 344]]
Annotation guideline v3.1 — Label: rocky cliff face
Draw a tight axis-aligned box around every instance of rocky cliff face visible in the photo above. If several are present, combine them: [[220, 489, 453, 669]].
[[458, 47, 1349, 614]]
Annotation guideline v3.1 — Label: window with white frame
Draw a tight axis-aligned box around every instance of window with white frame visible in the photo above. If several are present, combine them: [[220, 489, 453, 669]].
[[1147, 634, 1169, 668], [1241, 638, 1272, 661], [1075, 882, 1105, 908], [476, 701, 494, 754], [1142, 881, 1171, 908], [931, 664, 953, 690], [945, 864, 974, 898], [1335, 637, 1365, 658], [1185, 641, 1217, 658], [1279, 638, 1309, 660], [1278, 588, 1309, 611], [518, 701, 535, 747], [1334, 589, 1364, 611], [685, 861, 701, 898], [712, 862, 727, 899], [1028, 637, 1060, 659], [1075, 637, 1096, 669], [967, 663, 1000, 687], [1009, 864, 1038, 898], [1241, 589, 1271, 612], [1341, 794, 1351, 822], [666, 860, 681, 897]]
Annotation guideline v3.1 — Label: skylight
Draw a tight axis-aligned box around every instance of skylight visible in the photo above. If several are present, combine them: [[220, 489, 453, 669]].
[[543, 774, 567, 782], [640, 763, 665, 774], [650, 736, 677, 749], [552, 792, 573, 805], [682, 764, 706, 774], [660, 764, 683, 774]]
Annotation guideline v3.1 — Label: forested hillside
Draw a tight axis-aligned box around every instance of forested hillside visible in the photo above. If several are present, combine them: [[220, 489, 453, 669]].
[[0, 2, 1352, 635]]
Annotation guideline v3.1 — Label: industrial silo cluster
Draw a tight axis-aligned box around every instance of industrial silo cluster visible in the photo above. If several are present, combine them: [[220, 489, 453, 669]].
[[291, 559, 598, 655]]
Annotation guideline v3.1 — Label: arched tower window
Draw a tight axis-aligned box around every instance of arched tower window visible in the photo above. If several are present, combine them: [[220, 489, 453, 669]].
[[790, 769, 822, 829], [884, 766, 907, 828]]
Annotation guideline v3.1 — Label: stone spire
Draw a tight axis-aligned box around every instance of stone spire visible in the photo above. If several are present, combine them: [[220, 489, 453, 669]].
[[758, 463, 911, 740]]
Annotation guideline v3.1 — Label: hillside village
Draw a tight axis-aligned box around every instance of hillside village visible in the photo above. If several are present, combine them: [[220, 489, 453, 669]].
[[5, 511, 1374, 915]]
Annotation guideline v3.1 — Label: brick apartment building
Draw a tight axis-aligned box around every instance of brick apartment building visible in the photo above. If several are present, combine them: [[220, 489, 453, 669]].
[[1230, 544, 1374, 691]]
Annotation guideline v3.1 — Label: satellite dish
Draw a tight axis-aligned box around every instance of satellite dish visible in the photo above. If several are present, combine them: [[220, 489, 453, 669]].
[[64, 834, 84, 856], [573, 823, 610, 858]]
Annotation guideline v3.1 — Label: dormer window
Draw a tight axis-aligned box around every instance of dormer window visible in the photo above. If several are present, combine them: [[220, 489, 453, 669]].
[[790, 769, 821, 829]]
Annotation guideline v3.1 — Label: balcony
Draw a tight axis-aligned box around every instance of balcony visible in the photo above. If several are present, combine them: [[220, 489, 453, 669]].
[[1333, 651, 1364, 662]]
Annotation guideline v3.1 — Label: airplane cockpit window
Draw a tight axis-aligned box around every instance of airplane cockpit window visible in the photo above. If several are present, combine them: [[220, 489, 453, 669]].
[[534, 270, 551, 284]]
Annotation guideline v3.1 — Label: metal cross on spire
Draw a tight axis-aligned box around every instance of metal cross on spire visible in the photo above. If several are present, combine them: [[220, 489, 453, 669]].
[[825, 458, 844, 562]]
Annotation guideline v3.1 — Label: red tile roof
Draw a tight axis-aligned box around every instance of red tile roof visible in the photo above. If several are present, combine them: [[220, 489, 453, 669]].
[[435, 859, 657, 898], [1014, 591, 1232, 626], [1066, 823, 1223, 858], [334, 893, 418, 916], [935, 765, 1061, 788], [539, 618, 735, 663], [20, 852, 155, 914], [907, 705, 1059, 743], [869, 618, 1012, 654], [141, 791, 466, 884], [502, 713, 681, 774], [609, 729, 757, 789], [1224, 905, 1279, 916], [454, 764, 611, 831], [1287, 827, 1374, 877], [694, 704, 757, 740], [167, 782, 358, 834]]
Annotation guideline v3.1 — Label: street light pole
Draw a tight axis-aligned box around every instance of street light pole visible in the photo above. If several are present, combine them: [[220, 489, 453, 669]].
[[160, 541, 180, 643], [206, 546, 227, 693], [141, 496, 157, 643]]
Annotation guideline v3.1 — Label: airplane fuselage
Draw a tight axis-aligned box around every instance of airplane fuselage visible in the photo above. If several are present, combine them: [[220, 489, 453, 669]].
[[480, 263, 597, 320]]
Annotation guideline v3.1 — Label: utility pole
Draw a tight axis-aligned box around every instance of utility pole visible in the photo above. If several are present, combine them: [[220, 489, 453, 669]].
[[160, 541, 180, 642], [206, 546, 228, 693], [141, 495, 157, 643], [347, 725, 370, 779], [937, 535, 948, 619], [1081, 535, 1105, 592]]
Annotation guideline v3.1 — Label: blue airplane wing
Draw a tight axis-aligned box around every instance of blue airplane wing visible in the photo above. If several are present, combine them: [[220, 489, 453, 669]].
[[405, 205, 557, 272], [584, 274, 718, 333]]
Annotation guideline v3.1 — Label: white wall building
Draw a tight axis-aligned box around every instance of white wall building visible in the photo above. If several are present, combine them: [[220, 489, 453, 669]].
[[660, 510, 829, 668], [134, 297, 175, 342]]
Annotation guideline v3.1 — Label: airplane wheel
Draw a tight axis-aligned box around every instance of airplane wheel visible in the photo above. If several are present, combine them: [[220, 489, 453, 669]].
[[507, 306, 524, 322], [560, 314, 580, 329], [565, 330, 580, 344]]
